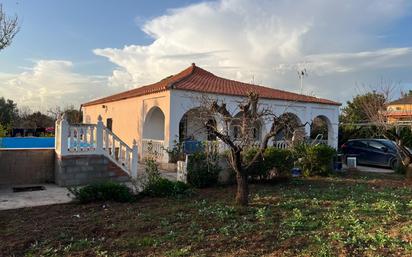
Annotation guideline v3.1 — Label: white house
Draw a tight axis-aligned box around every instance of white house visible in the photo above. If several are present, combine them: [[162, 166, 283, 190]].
[[81, 63, 340, 163]]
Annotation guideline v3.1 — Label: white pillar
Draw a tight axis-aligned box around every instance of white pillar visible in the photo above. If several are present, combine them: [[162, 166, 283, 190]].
[[131, 139, 138, 178], [56, 114, 69, 156], [304, 122, 311, 138], [96, 115, 103, 154], [330, 123, 339, 149]]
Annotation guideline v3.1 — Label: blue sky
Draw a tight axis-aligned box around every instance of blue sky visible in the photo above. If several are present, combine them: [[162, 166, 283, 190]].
[[0, 0, 200, 74], [1, 0, 412, 110]]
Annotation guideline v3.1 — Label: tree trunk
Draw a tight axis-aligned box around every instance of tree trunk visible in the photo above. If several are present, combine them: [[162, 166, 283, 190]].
[[397, 144, 412, 181], [406, 165, 412, 181], [231, 149, 249, 206], [235, 172, 249, 206]]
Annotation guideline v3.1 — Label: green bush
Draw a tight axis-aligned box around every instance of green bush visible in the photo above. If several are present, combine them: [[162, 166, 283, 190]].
[[142, 178, 190, 197], [187, 151, 221, 188], [243, 147, 295, 179], [263, 147, 295, 175], [294, 143, 336, 176], [69, 181, 135, 203]]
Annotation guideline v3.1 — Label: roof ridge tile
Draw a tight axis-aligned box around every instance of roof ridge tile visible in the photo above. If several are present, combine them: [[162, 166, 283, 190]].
[[82, 64, 340, 107]]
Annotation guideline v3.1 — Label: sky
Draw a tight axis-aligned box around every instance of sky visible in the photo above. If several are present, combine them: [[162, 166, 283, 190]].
[[1, 0, 412, 111]]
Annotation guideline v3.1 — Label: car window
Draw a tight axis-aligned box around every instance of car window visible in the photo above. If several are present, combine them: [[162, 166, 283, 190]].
[[368, 141, 386, 150], [352, 141, 367, 148]]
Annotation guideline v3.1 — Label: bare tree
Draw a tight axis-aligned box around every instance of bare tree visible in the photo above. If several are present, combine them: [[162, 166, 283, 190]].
[[194, 92, 298, 205], [0, 4, 19, 51]]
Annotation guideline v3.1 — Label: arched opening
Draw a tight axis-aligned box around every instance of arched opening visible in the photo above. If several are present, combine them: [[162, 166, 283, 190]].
[[275, 112, 303, 141], [230, 112, 262, 142], [179, 107, 217, 142], [142, 106, 166, 161], [311, 115, 332, 145], [143, 106, 165, 140]]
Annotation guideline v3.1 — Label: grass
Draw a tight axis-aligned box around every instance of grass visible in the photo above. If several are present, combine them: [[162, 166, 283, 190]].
[[1, 171, 412, 256]]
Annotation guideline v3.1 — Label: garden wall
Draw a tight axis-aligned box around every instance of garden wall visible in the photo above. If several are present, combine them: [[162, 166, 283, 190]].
[[0, 149, 55, 185]]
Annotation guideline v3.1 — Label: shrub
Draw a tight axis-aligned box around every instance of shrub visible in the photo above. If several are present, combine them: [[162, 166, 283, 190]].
[[162, 138, 185, 163], [187, 151, 221, 188], [141, 156, 191, 197], [294, 143, 336, 176], [243, 147, 295, 179], [144, 157, 161, 182], [69, 181, 135, 203], [263, 147, 295, 175], [142, 178, 190, 197]]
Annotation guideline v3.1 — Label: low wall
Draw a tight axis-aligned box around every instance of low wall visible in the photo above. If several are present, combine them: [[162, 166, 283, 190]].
[[0, 149, 55, 185], [55, 154, 130, 186]]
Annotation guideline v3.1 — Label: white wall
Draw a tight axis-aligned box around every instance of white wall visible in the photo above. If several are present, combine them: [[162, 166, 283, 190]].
[[169, 90, 340, 148]]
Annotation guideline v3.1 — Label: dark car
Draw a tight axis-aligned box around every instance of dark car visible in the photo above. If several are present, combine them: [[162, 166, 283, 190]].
[[341, 139, 399, 169]]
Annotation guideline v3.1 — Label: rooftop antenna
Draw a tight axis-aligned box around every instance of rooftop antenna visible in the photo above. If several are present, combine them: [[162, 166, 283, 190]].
[[297, 68, 308, 94]]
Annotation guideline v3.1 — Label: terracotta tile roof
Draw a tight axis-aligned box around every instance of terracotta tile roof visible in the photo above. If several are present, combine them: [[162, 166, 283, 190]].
[[389, 96, 412, 105], [82, 63, 340, 107]]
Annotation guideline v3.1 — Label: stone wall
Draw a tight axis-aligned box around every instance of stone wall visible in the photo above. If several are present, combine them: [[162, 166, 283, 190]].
[[55, 154, 130, 186], [0, 149, 55, 185]]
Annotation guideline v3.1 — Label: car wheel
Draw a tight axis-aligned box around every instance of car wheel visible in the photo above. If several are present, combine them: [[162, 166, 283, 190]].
[[390, 159, 398, 170]]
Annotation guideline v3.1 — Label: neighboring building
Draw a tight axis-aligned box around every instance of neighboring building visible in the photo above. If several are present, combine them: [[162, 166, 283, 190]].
[[386, 96, 412, 124], [81, 63, 340, 163]]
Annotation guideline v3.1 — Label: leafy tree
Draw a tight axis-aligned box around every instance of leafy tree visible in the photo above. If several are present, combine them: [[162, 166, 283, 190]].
[[48, 105, 82, 124], [0, 123, 7, 137], [18, 111, 54, 128], [0, 4, 19, 51], [340, 92, 386, 124], [64, 106, 83, 124], [0, 97, 18, 128], [339, 92, 386, 146]]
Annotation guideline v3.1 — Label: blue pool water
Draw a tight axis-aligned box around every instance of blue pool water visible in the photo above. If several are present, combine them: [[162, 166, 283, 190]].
[[0, 137, 55, 149]]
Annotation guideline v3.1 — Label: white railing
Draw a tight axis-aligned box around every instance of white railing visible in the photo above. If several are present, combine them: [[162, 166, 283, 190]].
[[141, 139, 165, 162], [274, 140, 291, 149], [311, 139, 328, 145], [55, 114, 138, 178], [310, 134, 329, 146]]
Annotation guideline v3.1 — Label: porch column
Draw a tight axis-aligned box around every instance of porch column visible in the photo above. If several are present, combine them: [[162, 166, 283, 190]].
[[330, 123, 339, 149], [304, 122, 311, 139], [167, 93, 184, 163]]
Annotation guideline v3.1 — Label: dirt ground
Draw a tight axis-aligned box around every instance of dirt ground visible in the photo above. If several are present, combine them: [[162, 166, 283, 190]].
[[1, 172, 412, 257]]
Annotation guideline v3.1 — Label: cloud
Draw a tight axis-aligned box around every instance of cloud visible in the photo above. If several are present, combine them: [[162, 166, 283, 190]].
[[0, 60, 115, 111], [94, 0, 412, 103], [2, 0, 412, 111]]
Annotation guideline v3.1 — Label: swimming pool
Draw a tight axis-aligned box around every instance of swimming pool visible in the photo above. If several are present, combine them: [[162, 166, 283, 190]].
[[0, 137, 55, 149]]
